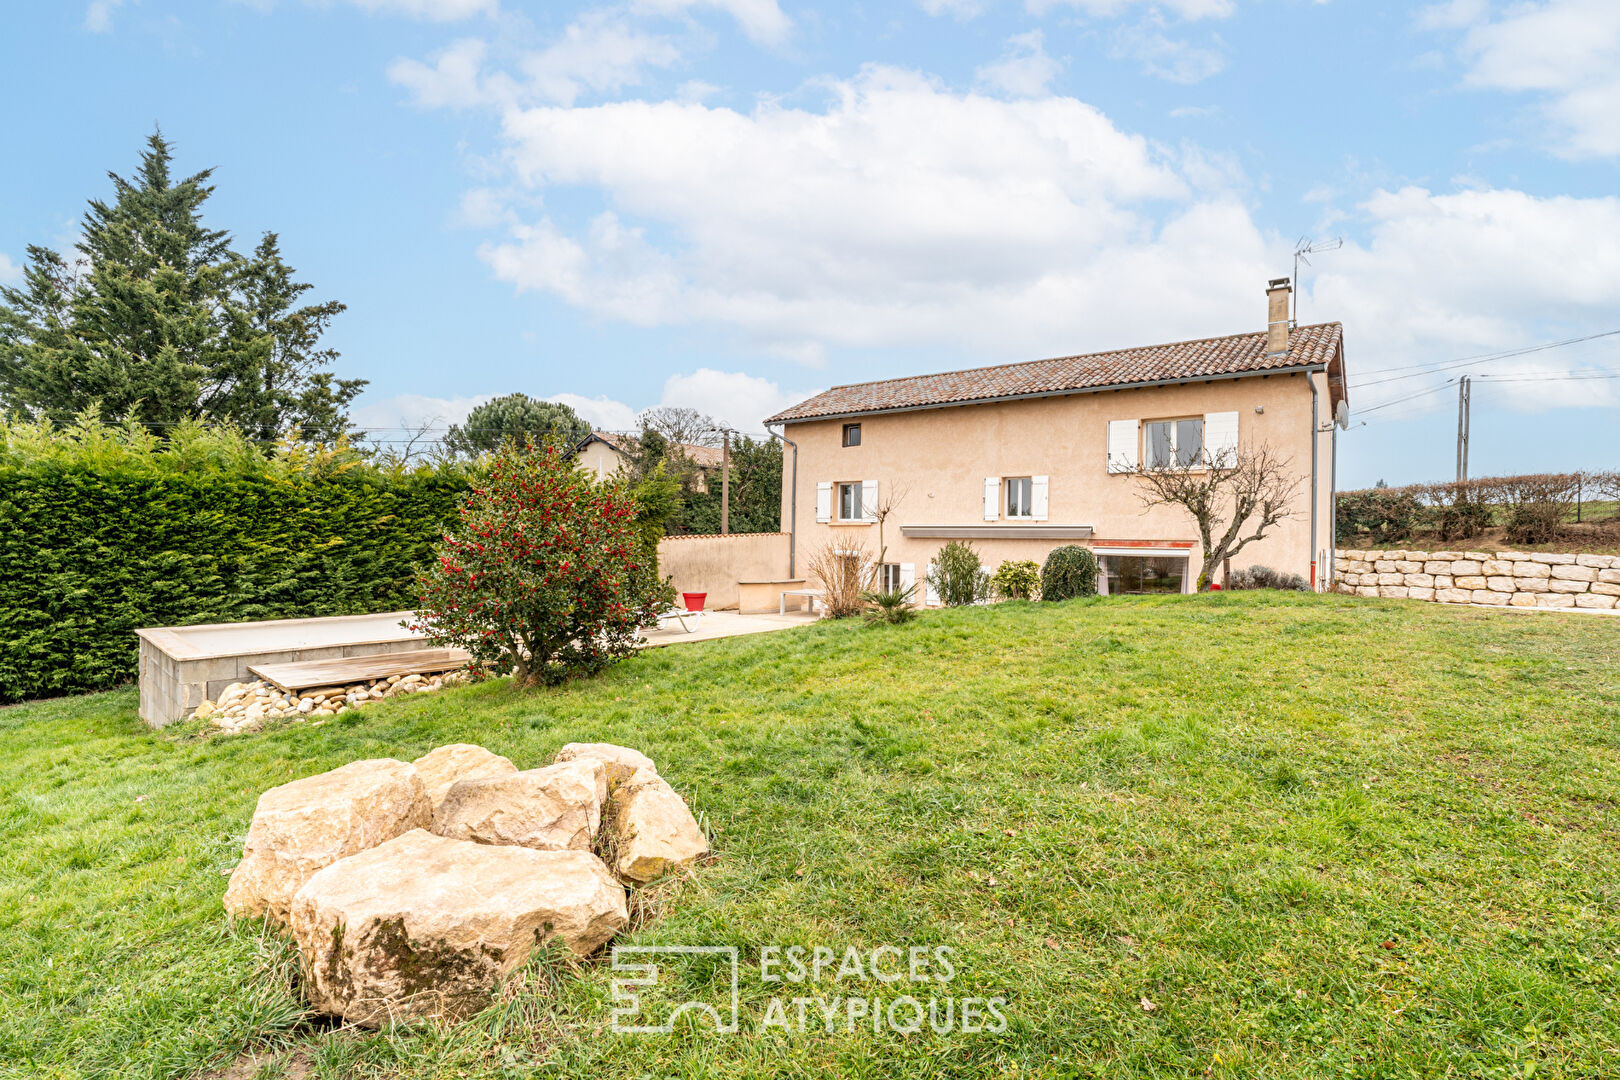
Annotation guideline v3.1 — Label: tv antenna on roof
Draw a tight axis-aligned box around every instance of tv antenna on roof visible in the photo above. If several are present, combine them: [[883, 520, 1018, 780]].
[[1292, 236, 1343, 326]]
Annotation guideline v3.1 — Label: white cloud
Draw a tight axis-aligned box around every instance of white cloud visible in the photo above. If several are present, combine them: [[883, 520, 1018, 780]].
[[385, 41, 1620, 422], [521, 11, 682, 106], [548, 393, 641, 431], [1110, 19, 1225, 84], [0, 252, 23, 286], [1416, 0, 1487, 31], [1435, 0, 1620, 158], [632, 0, 792, 46], [388, 14, 680, 109], [350, 392, 493, 434], [388, 38, 494, 108], [481, 66, 1231, 360], [919, 0, 986, 19], [346, 0, 496, 19], [975, 30, 1062, 98], [660, 368, 816, 431], [1310, 186, 1620, 413], [1029, 0, 1235, 19], [84, 0, 126, 32]]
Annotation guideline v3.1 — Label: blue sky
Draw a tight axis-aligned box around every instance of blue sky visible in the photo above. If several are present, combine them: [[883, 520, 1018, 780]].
[[3, 0, 1617, 487]]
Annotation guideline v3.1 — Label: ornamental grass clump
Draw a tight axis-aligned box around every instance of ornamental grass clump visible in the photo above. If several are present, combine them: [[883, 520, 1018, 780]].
[[410, 439, 662, 687]]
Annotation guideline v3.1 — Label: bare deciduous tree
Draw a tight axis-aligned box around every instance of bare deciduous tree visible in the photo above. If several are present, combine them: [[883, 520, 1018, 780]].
[[806, 539, 872, 618], [1133, 443, 1300, 591], [639, 406, 723, 449], [866, 479, 910, 587]]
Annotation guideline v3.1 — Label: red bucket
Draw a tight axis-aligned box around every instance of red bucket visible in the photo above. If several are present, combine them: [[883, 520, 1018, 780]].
[[681, 592, 707, 612]]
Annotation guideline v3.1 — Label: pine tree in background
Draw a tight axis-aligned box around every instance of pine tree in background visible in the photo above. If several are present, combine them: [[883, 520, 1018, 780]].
[[0, 129, 363, 438], [443, 393, 591, 458]]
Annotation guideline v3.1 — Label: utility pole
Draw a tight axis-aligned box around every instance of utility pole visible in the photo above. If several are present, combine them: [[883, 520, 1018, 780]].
[[1455, 376, 1471, 482], [720, 430, 731, 535]]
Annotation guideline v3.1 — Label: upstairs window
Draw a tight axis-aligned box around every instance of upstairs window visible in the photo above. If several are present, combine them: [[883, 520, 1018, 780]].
[[1145, 418, 1205, 469], [1004, 477, 1033, 519], [842, 423, 862, 447], [838, 482, 862, 521]]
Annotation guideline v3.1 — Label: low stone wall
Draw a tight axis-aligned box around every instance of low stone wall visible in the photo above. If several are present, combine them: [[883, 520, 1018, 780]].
[[1335, 548, 1620, 610]]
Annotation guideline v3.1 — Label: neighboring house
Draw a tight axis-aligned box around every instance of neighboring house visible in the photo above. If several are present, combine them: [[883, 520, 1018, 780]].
[[574, 431, 725, 491], [764, 280, 1348, 597]]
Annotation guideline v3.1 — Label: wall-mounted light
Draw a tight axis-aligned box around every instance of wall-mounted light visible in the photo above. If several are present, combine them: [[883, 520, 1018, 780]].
[[1254, 406, 1265, 414]]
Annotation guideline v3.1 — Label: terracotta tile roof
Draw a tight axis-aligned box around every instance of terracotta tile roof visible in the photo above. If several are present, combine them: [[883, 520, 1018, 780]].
[[765, 323, 1344, 424]]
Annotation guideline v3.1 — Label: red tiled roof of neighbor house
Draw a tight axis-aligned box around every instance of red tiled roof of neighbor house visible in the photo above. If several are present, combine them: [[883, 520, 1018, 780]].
[[764, 323, 1345, 424]]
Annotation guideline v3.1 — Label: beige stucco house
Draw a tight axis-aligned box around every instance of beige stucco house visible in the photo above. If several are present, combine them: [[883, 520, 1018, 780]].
[[574, 431, 724, 490], [764, 280, 1348, 597]]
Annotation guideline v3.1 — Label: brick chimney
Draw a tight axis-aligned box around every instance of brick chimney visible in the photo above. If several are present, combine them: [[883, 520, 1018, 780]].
[[1266, 278, 1292, 354]]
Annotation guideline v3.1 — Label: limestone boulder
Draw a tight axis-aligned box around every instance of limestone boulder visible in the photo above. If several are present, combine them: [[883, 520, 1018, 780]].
[[290, 829, 627, 1026], [224, 759, 430, 925], [433, 759, 604, 851], [411, 744, 518, 812], [553, 742, 656, 789], [605, 768, 709, 884]]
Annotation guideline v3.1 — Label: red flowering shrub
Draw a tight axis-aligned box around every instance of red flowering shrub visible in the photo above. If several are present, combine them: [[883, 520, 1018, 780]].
[[409, 439, 661, 687]]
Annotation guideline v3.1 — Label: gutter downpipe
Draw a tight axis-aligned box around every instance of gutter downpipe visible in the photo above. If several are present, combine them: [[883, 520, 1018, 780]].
[[1330, 416, 1338, 590], [1309, 371, 1320, 591], [767, 422, 798, 578]]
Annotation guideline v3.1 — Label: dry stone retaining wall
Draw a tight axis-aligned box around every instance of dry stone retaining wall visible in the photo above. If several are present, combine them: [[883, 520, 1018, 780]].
[[1334, 548, 1620, 610]]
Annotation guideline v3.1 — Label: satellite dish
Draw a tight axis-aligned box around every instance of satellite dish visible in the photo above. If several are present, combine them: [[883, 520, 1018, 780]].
[[1335, 399, 1350, 430]]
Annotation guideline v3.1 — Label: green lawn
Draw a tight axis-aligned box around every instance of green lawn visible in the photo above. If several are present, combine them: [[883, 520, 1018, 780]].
[[5, 593, 1620, 1079]]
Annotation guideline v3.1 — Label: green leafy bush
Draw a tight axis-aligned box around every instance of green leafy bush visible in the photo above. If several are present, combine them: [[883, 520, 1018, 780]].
[[1040, 546, 1098, 601], [1336, 487, 1423, 544], [409, 440, 659, 687], [0, 415, 469, 702], [928, 541, 990, 606], [991, 559, 1040, 601]]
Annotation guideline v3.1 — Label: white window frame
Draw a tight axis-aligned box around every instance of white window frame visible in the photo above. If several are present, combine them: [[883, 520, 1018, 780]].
[[1004, 476, 1034, 519], [837, 481, 862, 522], [1144, 417, 1206, 471], [878, 563, 904, 592]]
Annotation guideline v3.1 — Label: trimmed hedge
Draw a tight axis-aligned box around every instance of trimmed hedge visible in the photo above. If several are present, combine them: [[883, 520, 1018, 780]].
[[0, 418, 469, 702]]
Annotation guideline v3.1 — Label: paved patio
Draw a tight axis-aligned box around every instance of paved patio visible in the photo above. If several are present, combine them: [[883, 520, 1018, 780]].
[[637, 609, 821, 648]]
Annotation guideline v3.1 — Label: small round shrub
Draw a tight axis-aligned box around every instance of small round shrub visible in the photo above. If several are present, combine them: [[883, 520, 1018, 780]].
[[991, 559, 1041, 601], [1041, 545, 1098, 601]]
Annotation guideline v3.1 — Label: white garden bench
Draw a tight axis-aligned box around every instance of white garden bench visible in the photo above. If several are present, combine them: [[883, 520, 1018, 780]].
[[779, 588, 825, 615]]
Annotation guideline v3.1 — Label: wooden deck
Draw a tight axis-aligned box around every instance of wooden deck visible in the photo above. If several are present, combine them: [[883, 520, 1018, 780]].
[[248, 647, 472, 692]]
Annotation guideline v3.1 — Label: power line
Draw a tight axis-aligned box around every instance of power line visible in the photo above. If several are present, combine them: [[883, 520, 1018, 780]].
[[1349, 327, 1620, 386]]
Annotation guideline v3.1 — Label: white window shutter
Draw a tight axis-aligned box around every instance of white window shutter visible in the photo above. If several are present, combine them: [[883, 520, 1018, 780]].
[[924, 562, 939, 605], [1031, 475, 1049, 521], [862, 480, 879, 521], [1107, 420, 1139, 473], [983, 477, 999, 521], [1204, 411, 1239, 467], [899, 562, 915, 601], [815, 481, 832, 523]]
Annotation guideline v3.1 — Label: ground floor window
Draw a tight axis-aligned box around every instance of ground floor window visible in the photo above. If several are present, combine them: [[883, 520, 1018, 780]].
[[877, 563, 903, 592], [1103, 555, 1186, 595]]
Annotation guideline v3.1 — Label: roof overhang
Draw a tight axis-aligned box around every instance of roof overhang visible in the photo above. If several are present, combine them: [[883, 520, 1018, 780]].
[[770, 364, 1328, 427], [900, 523, 1096, 540]]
